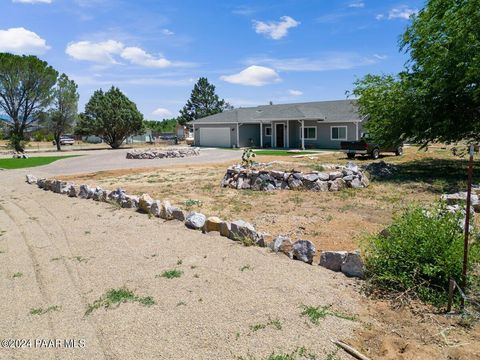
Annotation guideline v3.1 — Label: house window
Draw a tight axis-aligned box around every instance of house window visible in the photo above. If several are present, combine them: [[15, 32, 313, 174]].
[[264, 126, 272, 136], [331, 126, 347, 141], [301, 126, 317, 140]]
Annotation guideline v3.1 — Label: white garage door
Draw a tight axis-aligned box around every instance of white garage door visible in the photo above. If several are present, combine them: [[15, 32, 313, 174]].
[[199, 127, 231, 147]]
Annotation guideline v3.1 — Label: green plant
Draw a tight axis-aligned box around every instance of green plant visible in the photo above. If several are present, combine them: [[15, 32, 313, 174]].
[[12, 272, 23, 278], [301, 305, 356, 324], [184, 199, 202, 209], [30, 305, 60, 315], [362, 203, 480, 305], [240, 264, 252, 272], [158, 269, 183, 279], [241, 148, 256, 168], [85, 288, 155, 315]]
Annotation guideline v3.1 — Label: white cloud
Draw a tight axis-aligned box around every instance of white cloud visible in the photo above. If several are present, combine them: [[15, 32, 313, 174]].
[[162, 29, 174, 36], [121, 47, 171, 68], [288, 89, 303, 96], [348, 1, 365, 8], [12, 0, 52, 3], [66, 40, 173, 68], [152, 108, 172, 117], [221, 65, 281, 86], [66, 40, 124, 64], [0, 27, 50, 55], [377, 6, 418, 20], [246, 53, 386, 72], [253, 16, 300, 40]]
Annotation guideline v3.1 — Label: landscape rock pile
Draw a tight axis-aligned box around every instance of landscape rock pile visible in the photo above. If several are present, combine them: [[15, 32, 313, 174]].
[[363, 161, 398, 179], [26, 174, 365, 278], [221, 162, 369, 191], [126, 147, 200, 159]]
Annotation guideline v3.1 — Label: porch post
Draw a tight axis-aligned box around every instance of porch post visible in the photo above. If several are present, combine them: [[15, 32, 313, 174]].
[[236, 123, 240, 148], [301, 120, 305, 150], [260, 122, 263, 148], [192, 123, 195, 145], [286, 121, 289, 148], [355, 122, 359, 141]]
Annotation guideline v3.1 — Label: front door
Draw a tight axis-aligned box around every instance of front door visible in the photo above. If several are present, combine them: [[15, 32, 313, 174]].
[[276, 123, 285, 148]]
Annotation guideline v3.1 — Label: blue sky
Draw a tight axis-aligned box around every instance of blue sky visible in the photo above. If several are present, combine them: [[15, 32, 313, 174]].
[[1, 0, 423, 120]]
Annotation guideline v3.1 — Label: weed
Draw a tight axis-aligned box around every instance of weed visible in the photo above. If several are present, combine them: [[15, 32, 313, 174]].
[[85, 288, 155, 315], [240, 265, 252, 272], [30, 305, 60, 316], [84, 230, 91, 235], [158, 269, 183, 279], [193, 274, 200, 278], [177, 259, 183, 265], [50, 257, 62, 261], [311, 164, 325, 172], [12, 272, 23, 278], [250, 317, 282, 332], [72, 256, 89, 263], [184, 199, 202, 209], [301, 305, 356, 324], [190, 265, 197, 269], [176, 301, 187, 307]]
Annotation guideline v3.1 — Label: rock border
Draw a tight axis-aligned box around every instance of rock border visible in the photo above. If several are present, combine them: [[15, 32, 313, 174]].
[[26, 174, 365, 278], [221, 162, 369, 192], [126, 147, 200, 160]]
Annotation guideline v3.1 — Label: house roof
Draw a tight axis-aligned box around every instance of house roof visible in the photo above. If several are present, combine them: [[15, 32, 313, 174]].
[[189, 99, 361, 124]]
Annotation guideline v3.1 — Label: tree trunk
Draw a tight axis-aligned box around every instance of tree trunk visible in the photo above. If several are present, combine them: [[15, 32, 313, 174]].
[[110, 138, 123, 149], [55, 134, 62, 151]]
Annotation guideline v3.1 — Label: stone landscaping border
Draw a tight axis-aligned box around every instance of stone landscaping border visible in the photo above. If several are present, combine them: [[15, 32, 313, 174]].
[[221, 162, 369, 191], [25, 174, 366, 278], [126, 147, 200, 159]]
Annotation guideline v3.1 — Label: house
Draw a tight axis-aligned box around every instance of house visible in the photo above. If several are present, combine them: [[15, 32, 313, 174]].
[[189, 99, 365, 149]]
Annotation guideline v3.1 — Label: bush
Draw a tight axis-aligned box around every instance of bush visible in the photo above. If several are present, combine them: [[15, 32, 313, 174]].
[[362, 203, 479, 305], [33, 131, 45, 142], [7, 134, 28, 152]]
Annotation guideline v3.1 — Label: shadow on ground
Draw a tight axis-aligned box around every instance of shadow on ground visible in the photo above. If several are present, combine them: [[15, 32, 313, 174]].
[[373, 158, 480, 194]]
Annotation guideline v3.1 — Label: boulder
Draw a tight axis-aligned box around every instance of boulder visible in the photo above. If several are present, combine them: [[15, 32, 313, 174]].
[[269, 235, 293, 255], [219, 222, 231, 237], [319, 251, 347, 272], [138, 193, 154, 213], [67, 184, 78, 197], [108, 188, 127, 203], [92, 187, 107, 201], [328, 181, 339, 192], [160, 201, 175, 220], [37, 178, 47, 189], [185, 212, 206, 230], [171, 207, 185, 222], [345, 162, 359, 173], [317, 173, 330, 181], [290, 240, 316, 264], [329, 171, 343, 180], [314, 180, 329, 192], [341, 251, 365, 278], [441, 192, 480, 212], [287, 177, 303, 189], [204, 216, 222, 232], [303, 173, 319, 182], [43, 179, 54, 191], [230, 220, 264, 246], [334, 178, 347, 190], [361, 175, 370, 187], [25, 174, 37, 184], [350, 178, 363, 189], [121, 195, 139, 208], [78, 184, 94, 199], [343, 175, 354, 182], [150, 200, 162, 217]]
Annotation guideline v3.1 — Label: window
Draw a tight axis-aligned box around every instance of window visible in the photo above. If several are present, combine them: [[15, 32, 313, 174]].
[[264, 126, 272, 136], [301, 126, 317, 140], [331, 126, 347, 140]]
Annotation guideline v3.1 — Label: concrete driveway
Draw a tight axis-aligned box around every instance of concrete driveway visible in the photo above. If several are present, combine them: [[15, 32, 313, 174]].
[[9, 147, 241, 176]]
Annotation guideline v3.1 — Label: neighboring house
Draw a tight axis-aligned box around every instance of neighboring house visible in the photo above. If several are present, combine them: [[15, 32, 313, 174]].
[[189, 100, 365, 149]]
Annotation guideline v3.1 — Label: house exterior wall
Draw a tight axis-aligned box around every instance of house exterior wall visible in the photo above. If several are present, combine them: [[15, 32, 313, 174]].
[[193, 123, 237, 147], [239, 124, 260, 148], [290, 120, 360, 149]]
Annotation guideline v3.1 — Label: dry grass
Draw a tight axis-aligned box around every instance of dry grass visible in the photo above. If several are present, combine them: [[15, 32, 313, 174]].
[[58, 145, 479, 254]]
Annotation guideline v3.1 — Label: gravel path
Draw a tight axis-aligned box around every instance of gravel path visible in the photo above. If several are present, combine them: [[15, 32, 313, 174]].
[[0, 155, 363, 360]]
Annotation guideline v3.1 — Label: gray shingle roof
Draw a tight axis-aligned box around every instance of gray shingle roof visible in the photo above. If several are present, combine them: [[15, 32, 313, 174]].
[[189, 100, 361, 124]]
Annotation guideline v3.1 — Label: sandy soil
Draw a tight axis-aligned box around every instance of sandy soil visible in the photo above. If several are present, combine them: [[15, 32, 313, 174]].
[[1, 148, 479, 360], [0, 170, 363, 360]]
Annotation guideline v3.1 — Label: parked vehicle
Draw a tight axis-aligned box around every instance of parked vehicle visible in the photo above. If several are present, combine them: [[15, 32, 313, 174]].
[[340, 133, 403, 160], [53, 135, 75, 146]]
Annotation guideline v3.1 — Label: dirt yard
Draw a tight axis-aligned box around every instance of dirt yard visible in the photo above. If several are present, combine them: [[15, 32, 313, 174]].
[[2, 145, 479, 359], [59, 146, 478, 255]]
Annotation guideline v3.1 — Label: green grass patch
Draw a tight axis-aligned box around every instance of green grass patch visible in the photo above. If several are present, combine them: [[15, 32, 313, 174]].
[[0, 155, 80, 169], [12, 272, 23, 278], [250, 318, 282, 332], [30, 305, 60, 316], [158, 269, 183, 279], [301, 305, 357, 324], [85, 288, 155, 316], [253, 150, 322, 156]]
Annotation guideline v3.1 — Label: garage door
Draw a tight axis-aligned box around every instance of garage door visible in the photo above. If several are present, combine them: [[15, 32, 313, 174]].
[[199, 127, 231, 147]]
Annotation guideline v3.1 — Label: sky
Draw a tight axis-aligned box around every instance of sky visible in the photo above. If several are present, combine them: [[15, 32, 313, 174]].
[[1, 0, 424, 120]]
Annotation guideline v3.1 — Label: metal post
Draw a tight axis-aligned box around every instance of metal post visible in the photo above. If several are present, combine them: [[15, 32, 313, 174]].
[[301, 120, 305, 150], [260, 122, 263, 148], [447, 278, 455, 313], [461, 144, 474, 309]]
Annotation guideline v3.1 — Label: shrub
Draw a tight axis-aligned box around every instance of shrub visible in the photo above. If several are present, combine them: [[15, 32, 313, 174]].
[[33, 131, 45, 142], [362, 203, 480, 305]]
